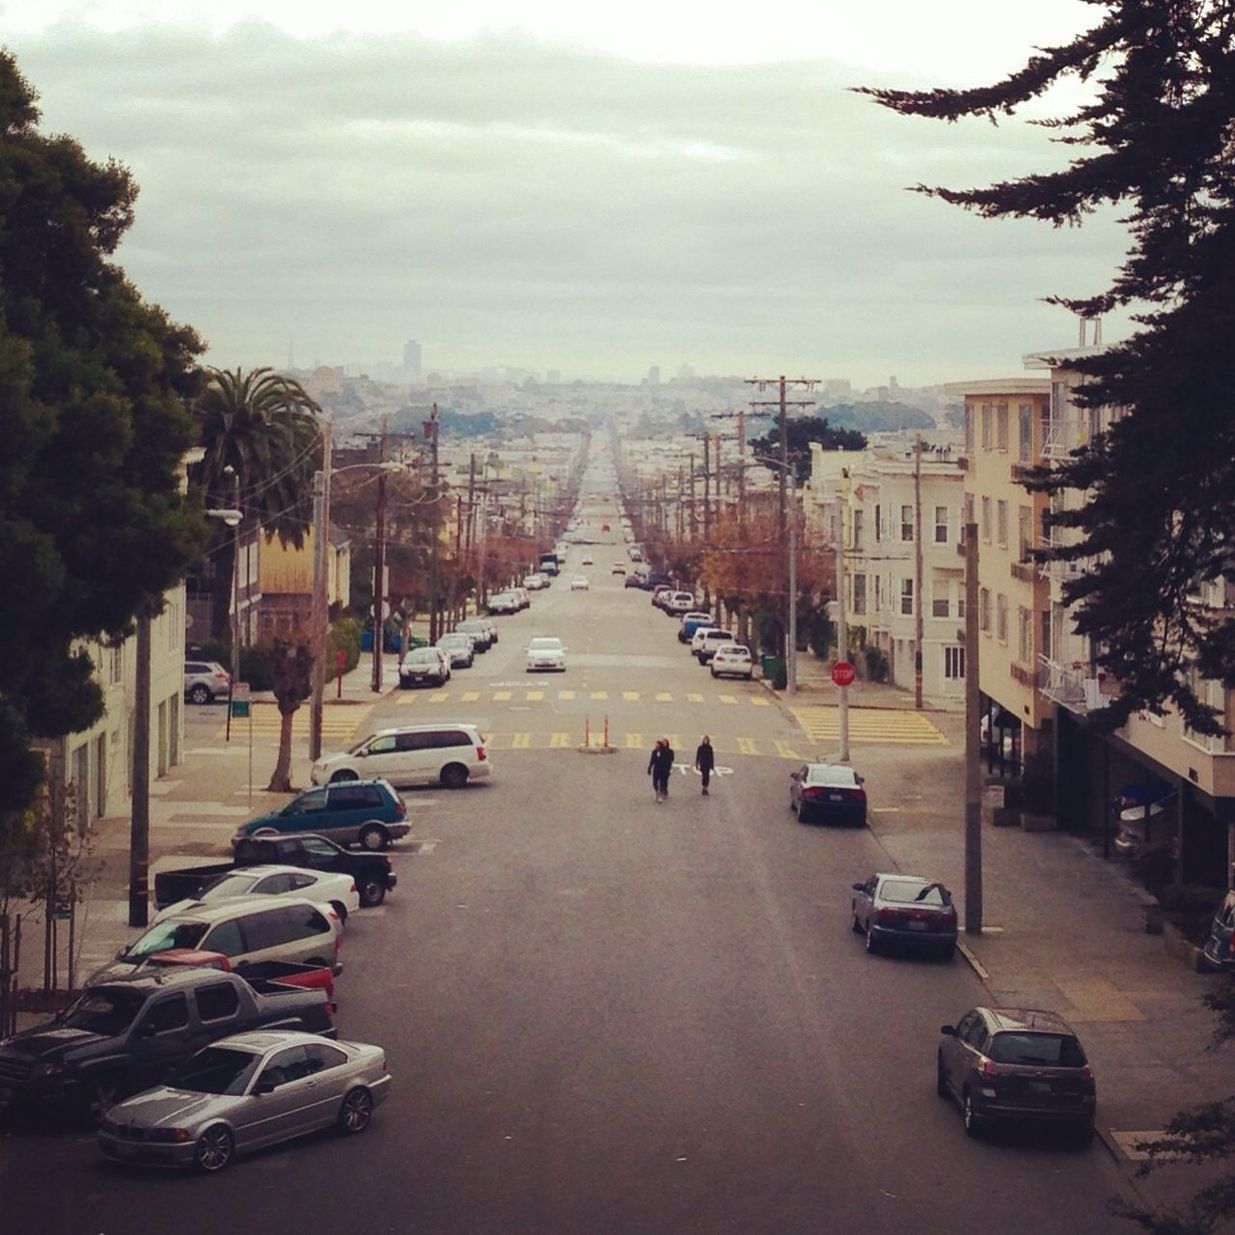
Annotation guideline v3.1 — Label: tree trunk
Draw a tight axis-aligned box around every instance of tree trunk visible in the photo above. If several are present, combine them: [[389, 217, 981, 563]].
[[267, 708, 296, 792]]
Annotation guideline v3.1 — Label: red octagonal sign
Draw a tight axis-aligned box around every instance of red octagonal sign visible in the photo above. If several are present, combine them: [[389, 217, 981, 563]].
[[831, 660, 856, 687]]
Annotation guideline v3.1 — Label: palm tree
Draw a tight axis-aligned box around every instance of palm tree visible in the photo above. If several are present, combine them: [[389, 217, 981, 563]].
[[194, 367, 322, 640], [264, 638, 314, 792]]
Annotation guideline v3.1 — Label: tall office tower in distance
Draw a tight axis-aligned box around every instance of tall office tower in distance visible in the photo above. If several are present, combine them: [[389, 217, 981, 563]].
[[403, 340, 422, 379]]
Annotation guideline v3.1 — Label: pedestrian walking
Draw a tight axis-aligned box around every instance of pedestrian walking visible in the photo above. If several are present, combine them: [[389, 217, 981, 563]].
[[694, 735, 715, 795], [648, 738, 675, 802]]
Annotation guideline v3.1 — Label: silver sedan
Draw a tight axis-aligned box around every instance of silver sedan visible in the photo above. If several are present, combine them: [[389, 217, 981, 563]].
[[97, 1030, 391, 1173]]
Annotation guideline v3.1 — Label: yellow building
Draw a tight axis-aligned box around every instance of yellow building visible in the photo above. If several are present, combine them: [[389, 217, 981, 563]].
[[256, 526, 350, 641]]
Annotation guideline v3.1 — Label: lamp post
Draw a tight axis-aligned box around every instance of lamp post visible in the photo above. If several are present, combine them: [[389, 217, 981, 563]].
[[206, 497, 244, 742]]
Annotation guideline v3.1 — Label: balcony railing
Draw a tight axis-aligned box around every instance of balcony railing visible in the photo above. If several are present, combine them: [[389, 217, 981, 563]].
[[1010, 661, 1042, 687], [1038, 655, 1112, 714]]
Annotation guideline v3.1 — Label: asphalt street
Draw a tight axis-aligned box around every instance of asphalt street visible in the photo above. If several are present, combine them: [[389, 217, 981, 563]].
[[0, 521, 1136, 1234]]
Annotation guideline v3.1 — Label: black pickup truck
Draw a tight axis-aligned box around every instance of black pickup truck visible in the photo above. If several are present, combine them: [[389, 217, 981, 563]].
[[0, 967, 333, 1123], [154, 832, 397, 910]]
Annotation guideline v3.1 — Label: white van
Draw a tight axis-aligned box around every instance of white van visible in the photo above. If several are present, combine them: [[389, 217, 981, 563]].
[[311, 723, 491, 790]]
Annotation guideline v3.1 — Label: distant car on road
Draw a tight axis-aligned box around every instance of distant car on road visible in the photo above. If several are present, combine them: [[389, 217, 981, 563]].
[[624, 574, 645, 589], [398, 646, 451, 688], [850, 872, 955, 957], [936, 1007, 1096, 1144], [185, 661, 231, 705], [487, 592, 519, 615], [662, 591, 697, 616], [789, 762, 867, 826], [710, 643, 754, 680], [611, 562, 626, 575], [436, 633, 475, 668], [97, 1030, 391, 1173], [570, 576, 590, 590], [526, 636, 566, 672], [581, 555, 594, 566], [455, 619, 493, 652]]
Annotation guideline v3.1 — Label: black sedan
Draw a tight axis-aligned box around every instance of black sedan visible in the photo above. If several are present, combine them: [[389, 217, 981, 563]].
[[851, 873, 958, 959], [789, 763, 866, 826]]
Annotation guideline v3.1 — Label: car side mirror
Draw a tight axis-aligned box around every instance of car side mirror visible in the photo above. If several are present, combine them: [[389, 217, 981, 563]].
[[255, 1080, 277, 1095], [851, 882, 864, 892], [856, 774, 865, 784], [790, 772, 800, 781], [940, 1025, 957, 1036], [118, 942, 132, 957]]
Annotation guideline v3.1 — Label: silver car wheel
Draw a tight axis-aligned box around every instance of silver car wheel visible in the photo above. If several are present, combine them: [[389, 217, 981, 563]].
[[963, 1092, 981, 1138], [339, 1087, 373, 1134], [194, 1125, 234, 1172], [87, 1079, 121, 1124]]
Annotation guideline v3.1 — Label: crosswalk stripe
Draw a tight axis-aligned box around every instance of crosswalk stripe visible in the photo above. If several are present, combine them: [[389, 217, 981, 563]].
[[550, 732, 571, 748], [719, 695, 737, 705], [686, 693, 704, 703], [558, 690, 576, 700], [750, 697, 770, 707], [623, 691, 640, 701], [655, 692, 673, 702], [591, 691, 609, 700], [494, 690, 512, 701], [512, 733, 531, 749], [429, 691, 448, 703], [526, 690, 545, 702], [789, 706, 948, 746], [461, 691, 480, 702], [625, 732, 643, 748], [775, 740, 803, 761], [471, 731, 810, 758], [737, 737, 758, 755]]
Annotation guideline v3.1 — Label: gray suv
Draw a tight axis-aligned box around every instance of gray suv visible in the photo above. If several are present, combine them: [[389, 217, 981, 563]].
[[937, 1007, 1096, 1145], [184, 661, 231, 704]]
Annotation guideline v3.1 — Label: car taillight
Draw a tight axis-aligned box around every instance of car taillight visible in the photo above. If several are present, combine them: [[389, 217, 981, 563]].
[[874, 908, 900, 925], [1079, 1065, 1094, 1081], [978, 1057, 998, 1078], [477, 745, 487, 761], [850, 787, 867, 802], [349, 881, 357, 895]]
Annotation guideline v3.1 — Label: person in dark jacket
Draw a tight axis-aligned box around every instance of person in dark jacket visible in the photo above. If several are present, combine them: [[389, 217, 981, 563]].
[[694, 735, 715, 795], [648, 738, 675, 802]]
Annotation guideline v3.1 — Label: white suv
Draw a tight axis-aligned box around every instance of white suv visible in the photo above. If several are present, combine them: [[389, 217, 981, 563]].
[[311, 724, 491, 790], [693, 628, 735, 664]]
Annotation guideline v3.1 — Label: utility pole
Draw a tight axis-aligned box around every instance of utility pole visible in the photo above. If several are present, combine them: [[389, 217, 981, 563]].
[[225, 466, 241, 742], [964, 520, 983, 934], [426, 404, 441, 644], [836, 506, 850, 763], [309, 420, 333, 762], [688, 454, 698, 540], [128, 605, 152, 927], [787, 519, 798, 694], [371, 416, 389, 694], [702, 434, 712, 541], [913, 436, 925, 709]]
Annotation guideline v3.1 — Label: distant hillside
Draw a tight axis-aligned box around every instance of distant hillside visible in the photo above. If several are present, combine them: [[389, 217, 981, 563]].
[[827, 401, 934, 431]]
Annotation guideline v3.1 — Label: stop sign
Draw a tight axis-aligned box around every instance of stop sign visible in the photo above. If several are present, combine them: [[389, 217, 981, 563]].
[[831, 660, 856, 687]]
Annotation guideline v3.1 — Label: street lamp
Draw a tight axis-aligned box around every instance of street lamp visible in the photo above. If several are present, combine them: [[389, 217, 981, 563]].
[[207, 470, 244, 742]]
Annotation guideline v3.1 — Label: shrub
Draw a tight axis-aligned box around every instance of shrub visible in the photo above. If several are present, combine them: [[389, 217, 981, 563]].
[[862, 645, 889, 682], [329, 617, 363, 674]]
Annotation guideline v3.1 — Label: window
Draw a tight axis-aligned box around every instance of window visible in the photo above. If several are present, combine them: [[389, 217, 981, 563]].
[[109, 646, 123, 684], [1041, 610, 1052, 660], [957, 584, 966, 620], [201, 918, 246, 958], [934, 506, 948, 544], [328, 784, 382, 810], [196, 983, 242, 1023], [852, 574, 867, 616], [944, 646, 965, 680], [874, 575, 883, 613], [1018, 506, 1033, 561], [140, 995, 189, 1035], [396, 731, 433, 752], [305, 1042, 349, 1074], [852, 509, 864, 550], [1018, 403, 1033, 462], [989, 1034, 1086, 1068], [996, 500, 1008, 548], [901, 504, 914, 541], [431, 730, 472, 749], [1018, 606, 1033, 663], [981, 403, 992, 449], [874, 504, 882, 542], [996, 402, 1009, 451], [900, 578, 914, 616], [996, 593, 1008, 642], [931, 580, 949, 618], [965, 404, 975, 454], [366, 735, 397, 755], [292, 788, 327, 814], [252, 873, 296, 895], [981, 497, 991, 542], [979, 588, 991, 633], [259, 1045, 312, 1090]]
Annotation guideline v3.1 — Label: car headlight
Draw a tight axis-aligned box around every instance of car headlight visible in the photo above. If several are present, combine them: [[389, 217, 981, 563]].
[[31, 1061, 65, 1078], [148, 1127, 194, 1143]]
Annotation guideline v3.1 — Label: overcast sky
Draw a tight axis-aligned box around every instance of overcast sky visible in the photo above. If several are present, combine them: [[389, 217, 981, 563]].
[[1, 1, 1133, 386]]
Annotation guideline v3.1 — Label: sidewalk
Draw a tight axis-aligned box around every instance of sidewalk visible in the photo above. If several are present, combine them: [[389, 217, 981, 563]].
[[780, 650, 964, 713]]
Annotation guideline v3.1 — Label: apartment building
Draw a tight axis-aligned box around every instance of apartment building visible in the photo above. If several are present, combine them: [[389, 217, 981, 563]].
[[1026, 349, 1235, 886], [949, 378, 1054, 769], [826, 447, 967, 698]]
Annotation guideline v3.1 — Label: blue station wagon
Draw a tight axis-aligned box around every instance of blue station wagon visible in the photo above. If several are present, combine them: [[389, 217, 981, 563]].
[[232, 779, 409, 852]]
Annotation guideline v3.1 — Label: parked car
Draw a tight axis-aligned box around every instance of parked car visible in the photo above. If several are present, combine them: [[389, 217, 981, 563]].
[[156, 833, 396, 910], [98, 1030, 391, 1172], [184, 661, 231, 705], [678, 613, 713, 643], [570, 575, 590, 590], [232, 779, 409, 851], [311, 724, 490, 791], [710, 643, 754, 680], [662, 591, 697, 616], [526, 636, 566, 672], [624, 574, 646, 589], [1201, 890, 1235, 972], [92, 896, 344, 984], [790, 763, 867, 826], [523, 573, 549, 591], [850, 872, 956, 957], [936, 1007, 1096, 1144], [436, 632, 475, 669], [154, 865, 359, 925], [132, 951, 337, 1000], [611, 562, 627, 575], [398, 646, 451, 688], [454, 619, 493, 652], [0, 968, 334, 1123], [488, 592, 520, 615], [629, 547, 643, 562], [510, 587, 531, 610], [651, 585, 674, 608], [581, 555, 594, 566], [693, 628, 736, 664]]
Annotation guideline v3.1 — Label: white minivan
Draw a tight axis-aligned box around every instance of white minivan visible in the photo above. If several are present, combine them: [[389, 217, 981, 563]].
[[311, 724, 491, 790]]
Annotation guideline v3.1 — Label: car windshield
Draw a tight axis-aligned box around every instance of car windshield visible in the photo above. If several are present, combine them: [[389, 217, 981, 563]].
[[128, 919, 209, 957], [880, 879, 949, 906], [806, 766, 857, 786], [988, 1032, 1087, 1067], [406, 649, 437, 664], [200, 872, 261, 900], [529, 639, 562, 651], [169, 1047, 262, 1095], [60, 987, 146, 1035]]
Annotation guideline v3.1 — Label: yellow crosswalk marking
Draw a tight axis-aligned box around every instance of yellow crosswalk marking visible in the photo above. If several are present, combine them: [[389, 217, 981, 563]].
[[591, 691, 609, 700], [429, 691, 448, 703], [512, 733, 531, 749], [494, 690, 512, 702], [526, 690, 545, 702], [623, 691, 640, 701], [461, 691, 480, 702], [719, 695, 737, 705], [558, 690, 576, 701], [775, 740, 803, 761], [750, 697, 770, 707], [655, 692, 673, 702], [395, 692, 418, 705], [686, 693, 704, 703], [550, 732, 571, 748], [789, 706, 949, 746], [625, 732, 643, 748], [737, 736, 758, 755]]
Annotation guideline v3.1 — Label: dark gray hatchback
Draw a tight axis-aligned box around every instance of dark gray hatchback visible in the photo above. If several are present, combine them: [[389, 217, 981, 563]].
[[937, 1007, 1096, 1145]]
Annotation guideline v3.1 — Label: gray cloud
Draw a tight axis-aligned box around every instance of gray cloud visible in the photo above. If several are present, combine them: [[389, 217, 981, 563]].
[[9, 23, 1133, 381]]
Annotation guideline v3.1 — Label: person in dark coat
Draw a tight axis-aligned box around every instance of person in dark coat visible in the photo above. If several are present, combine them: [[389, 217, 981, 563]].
[[648, 738, 675, 802], [694, 735, 715, 795]]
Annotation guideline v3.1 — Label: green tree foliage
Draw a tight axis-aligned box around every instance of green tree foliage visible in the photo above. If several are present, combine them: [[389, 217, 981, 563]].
[[860, 1, 1235, 737], [0, 52, 203, 829], [748, 416, 867, 485], [193, 367, 322, 639]]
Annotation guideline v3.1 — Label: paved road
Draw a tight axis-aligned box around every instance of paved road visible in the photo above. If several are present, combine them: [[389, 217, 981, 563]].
[[0, 521, 1135, 1234]]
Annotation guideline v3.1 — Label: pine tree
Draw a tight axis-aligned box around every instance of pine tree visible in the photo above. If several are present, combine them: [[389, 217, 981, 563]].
[[859, 0, 1235, 735]]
